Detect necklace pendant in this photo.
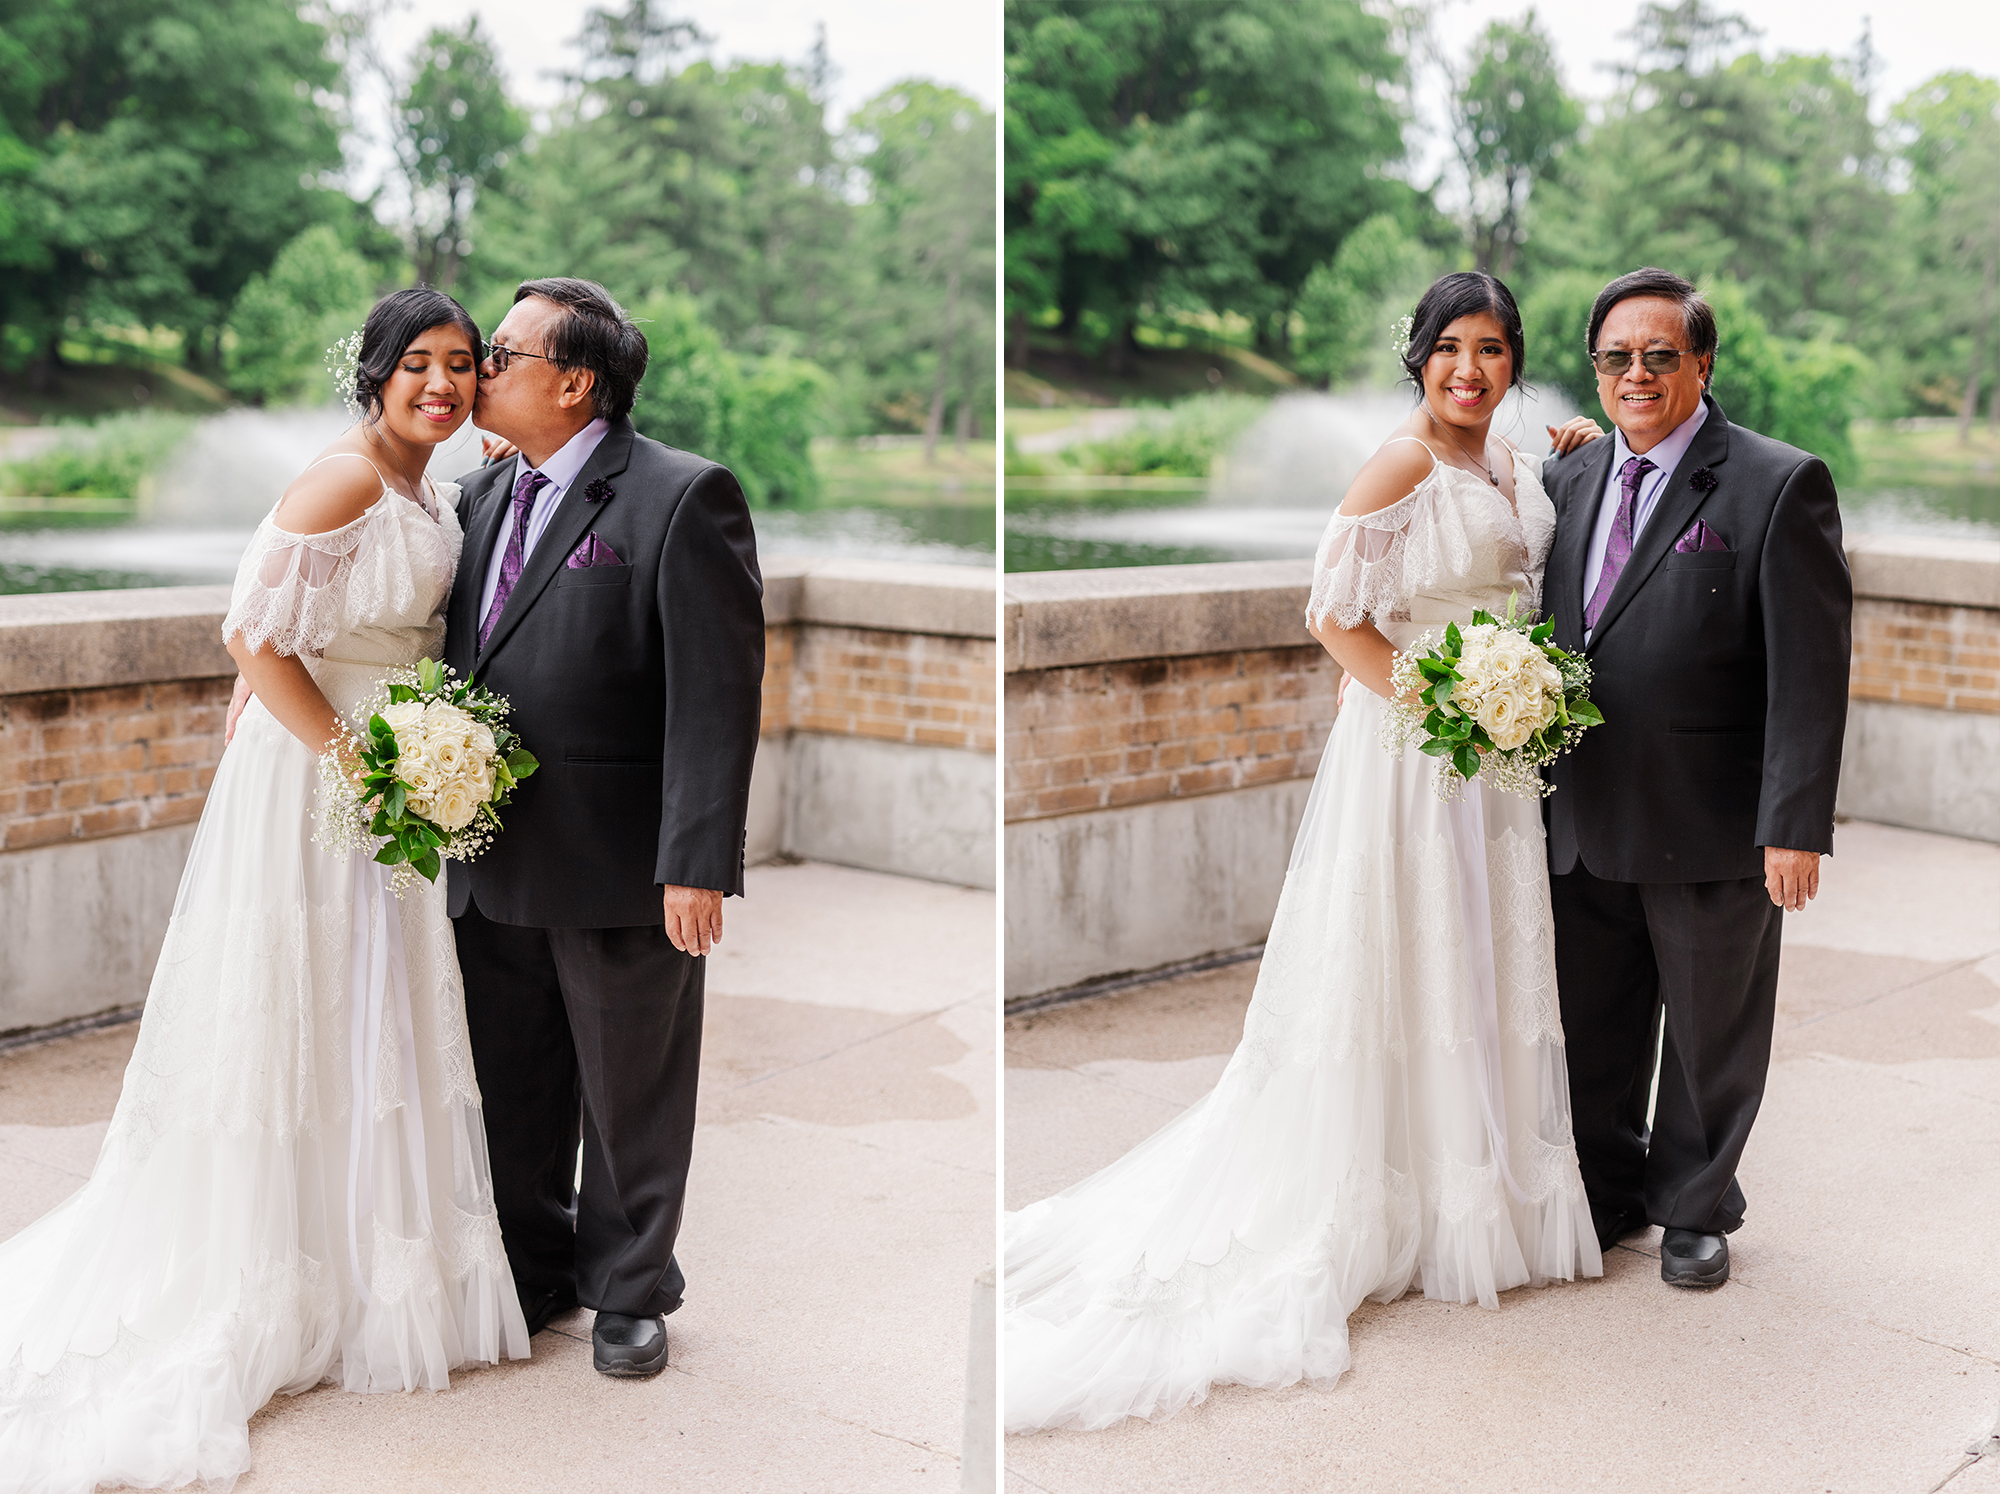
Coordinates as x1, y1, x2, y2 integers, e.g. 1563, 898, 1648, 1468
1488, 473, 1499, 485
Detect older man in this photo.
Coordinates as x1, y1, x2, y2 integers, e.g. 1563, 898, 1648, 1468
1541, 267, 1852, 1287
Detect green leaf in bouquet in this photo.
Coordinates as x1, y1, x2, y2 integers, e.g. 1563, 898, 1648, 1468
1417, 657, 1451, 681
387, 684, 415, 704
384, 781, 407, 820
1569, 699, 1604, 726
1531, 621, 1554, 643
506, 748, 539, 779
416, 823, 443, 848
369, 808, 392, 836
412, 848, 442, 883
374, 841, 406, 865
1452, 743, 1480, 779
1421, 738, 1454, 757
1445, 620, 1464, 653
418, 658, 444, 694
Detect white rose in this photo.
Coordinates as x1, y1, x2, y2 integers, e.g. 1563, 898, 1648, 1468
405, 792, 435, 822
468, 720, 496, 761
380, 700, 425, 736
431, 736, 467, 776
424, 700, 476, 743
431, 778, 481, 831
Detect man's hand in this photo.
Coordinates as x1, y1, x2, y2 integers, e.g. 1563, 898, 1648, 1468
663, 884, 724, 956
225, 674, 252, 744
1764, 847, 1821, 912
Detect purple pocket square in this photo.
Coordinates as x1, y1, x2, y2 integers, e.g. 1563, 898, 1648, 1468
1676, 520, 1729, 554
567, 532, 624, 568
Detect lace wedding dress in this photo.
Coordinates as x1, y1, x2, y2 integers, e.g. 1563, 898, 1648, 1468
0, 470, 530, 1494
1004, 440, 1601, 1434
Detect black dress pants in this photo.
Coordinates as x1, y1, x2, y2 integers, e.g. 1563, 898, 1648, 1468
453, 901, 703, 1318
1550, 865, 1783, 1237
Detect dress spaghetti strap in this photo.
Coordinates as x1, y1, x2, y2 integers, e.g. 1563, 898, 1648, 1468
1382, 434, 1440, 470
301, 450, 389, 487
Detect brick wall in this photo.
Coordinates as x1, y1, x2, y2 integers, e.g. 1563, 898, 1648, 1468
1004, 644, 1338, 823
1, 615, 997, 857
1849, 597, 2000, 714
765, 622, 997, 754
0, 677, 232, 851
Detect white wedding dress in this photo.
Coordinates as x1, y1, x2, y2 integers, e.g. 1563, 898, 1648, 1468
0, 472, 530, 1493
1004, 441, 1602, 1434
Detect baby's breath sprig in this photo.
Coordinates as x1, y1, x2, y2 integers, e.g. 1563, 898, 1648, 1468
1390, 313, 1415, 363
324, 329, 365, 417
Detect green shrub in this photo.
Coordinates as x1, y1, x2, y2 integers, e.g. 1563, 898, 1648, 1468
0, 412, 197, 502
1295, 216, 1435, 388
1520, 271, 1603, 409
626, 293, 834, 505
226, 226, 377, 406
1057, 394, 1267, 478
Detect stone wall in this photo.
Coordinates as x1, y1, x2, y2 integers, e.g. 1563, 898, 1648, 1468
0, 556, 995, 1037
1003, 537, 2000, 1005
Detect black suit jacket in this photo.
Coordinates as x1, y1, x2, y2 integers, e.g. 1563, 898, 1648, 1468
443, 418, 765, 928
1542, 395, 1851, 884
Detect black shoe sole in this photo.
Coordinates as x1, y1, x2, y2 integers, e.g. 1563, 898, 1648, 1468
594, 1336, 670, 1378
1661, 1258, 1729, 1288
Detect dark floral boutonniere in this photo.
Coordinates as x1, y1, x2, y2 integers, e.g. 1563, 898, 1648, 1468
583, 477, 615, 504
1689, 467, 1718, 494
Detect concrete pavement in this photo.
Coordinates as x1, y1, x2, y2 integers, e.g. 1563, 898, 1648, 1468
1004, 820, 2000, 1493
0, 861, 995, 1493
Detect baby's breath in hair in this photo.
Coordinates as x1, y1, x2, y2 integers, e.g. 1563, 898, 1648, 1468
1390, 313, 1415, 362
324, 329, 365, 417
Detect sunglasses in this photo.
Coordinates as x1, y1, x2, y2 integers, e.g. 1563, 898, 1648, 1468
1589, 347, 1698, 376
484, 344, 556, 375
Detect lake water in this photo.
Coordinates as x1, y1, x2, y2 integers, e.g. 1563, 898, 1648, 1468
1005, 393, 2000, 571
0, 409, 994, 595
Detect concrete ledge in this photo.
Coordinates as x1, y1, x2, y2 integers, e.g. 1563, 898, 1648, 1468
0, 559, 997, 696
1845, 534, 2000, 609
1837, 698, 2000, 842
0, 585, 236, 695
762, 556, 996, 639
1004, 778, 1313, 999
785, 734, 995, 889
1004, 560, 1313, 672
0, 824, 195, 1032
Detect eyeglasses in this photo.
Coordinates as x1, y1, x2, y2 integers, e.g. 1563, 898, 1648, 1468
484, 344, 556, 375
1590, 347, 1698, 376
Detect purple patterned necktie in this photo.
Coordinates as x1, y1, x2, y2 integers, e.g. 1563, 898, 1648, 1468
478, 468, 552, 651
1583, 455, 1656, 634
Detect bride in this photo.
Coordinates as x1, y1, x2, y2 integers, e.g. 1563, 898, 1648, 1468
1005, 272, 1610, 1434
0, 288, 529, 1492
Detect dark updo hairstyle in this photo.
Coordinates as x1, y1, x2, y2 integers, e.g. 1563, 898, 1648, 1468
353, 287, 483, 421
1400, 271, 1527, 395
513, 276, 650, 422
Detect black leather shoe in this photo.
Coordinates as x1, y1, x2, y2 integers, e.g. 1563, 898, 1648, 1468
1594, 1207, 1650, 1253
593, 1311, 669, 1378
521, 1286, 579, 1337
1659, 1228, 1730, 1287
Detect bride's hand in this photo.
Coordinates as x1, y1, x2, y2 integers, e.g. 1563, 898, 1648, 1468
480, 435, 520, 465
1546, 416, 1606, 456
225, 675, 252, 744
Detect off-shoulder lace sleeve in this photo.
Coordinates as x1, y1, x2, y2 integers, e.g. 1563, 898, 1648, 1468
1306, 469, 1474, 631
221, 506, 375, 657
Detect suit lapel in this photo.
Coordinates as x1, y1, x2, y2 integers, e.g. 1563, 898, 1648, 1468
1586, 394, 1733, 652
1549, 435, 1614, 650
458, 455, 519, 649
476, 421, 636, 669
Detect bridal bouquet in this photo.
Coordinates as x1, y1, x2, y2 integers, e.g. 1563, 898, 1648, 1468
314, 658, 539, 893
1383, 594, 1602, 801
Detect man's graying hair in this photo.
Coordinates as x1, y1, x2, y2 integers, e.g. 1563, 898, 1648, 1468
514, 277, 650, 422
1587, 267, 1718, 384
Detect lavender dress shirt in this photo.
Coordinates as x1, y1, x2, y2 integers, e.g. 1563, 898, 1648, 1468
1580, 399, 1709, 645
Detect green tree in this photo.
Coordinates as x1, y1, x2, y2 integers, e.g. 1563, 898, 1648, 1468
394, 18, 525, 291
626, 292, 832, 505
0, 0, 346, 384
1294, 214, 1430, 387
1445, 12, 1579, 277
225, 226, 376, 405
1004, 0, 1412, 368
